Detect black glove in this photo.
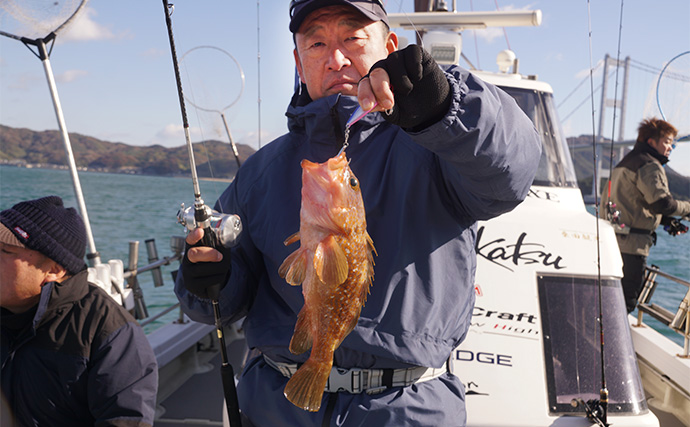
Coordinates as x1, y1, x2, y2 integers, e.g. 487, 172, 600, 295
663, 218, 688, 236
181, 242, 232, 300
369, 44, 452, 130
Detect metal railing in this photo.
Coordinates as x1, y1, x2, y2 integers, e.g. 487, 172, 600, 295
636, 264, 690, 357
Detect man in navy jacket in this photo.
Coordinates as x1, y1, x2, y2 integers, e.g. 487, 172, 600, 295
176, 1, 541, 425
1, 196, 158, 427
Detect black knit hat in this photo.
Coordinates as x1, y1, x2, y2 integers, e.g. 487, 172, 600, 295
0, 196, 87, 275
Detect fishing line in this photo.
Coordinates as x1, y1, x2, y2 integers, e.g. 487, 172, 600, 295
179, 60, 232, 214
492, 0, 511, 51
607, 1, 625, 181
560, 69, 615, 123
556, 62, 603, 109
256, 0, 262, 149
179, 53, 216, 185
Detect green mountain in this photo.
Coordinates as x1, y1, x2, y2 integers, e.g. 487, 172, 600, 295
0, 124, 256, 179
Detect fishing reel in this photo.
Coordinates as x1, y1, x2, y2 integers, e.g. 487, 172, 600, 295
177, 201, 242, 249
571, 398, 610, 427
605, 201, 623, 227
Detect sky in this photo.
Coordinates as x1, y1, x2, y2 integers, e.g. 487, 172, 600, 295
1, 0, 689, 175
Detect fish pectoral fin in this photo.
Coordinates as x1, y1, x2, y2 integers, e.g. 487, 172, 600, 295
284, 232, 300, 246
289, 308, 313, 355
279, 249, 308, 286
314, 235, 348, 286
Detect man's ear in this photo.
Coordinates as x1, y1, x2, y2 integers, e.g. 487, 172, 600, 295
293, 48, 305, 83
45, 261, 68, 284
385, 31, 398, 54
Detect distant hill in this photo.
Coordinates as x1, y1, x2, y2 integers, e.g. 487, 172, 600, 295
2, 125, 688, 202
567, 135, 690, 201
0, 124, 256, 179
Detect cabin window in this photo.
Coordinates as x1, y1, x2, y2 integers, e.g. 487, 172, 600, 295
501, 87, 579, 188
537, 274, 648, 415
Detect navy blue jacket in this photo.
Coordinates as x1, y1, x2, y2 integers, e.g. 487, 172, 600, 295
176, 65, 541, 426
1, 271, 158, 427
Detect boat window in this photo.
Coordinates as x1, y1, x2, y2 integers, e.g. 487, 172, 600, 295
537, 274, 648, 415
501, 87, 579, 188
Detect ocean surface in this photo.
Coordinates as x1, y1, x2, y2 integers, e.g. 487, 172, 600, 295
1, 165, 688, 345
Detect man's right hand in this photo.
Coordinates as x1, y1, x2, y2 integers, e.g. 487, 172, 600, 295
185, 228, 224, 263
181, 228, 232, 300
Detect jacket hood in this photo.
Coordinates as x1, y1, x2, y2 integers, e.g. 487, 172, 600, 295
633, 139, 669, 165
285, 92, 388, 156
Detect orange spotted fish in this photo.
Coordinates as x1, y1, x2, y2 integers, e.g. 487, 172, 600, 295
278, 151, 376, 412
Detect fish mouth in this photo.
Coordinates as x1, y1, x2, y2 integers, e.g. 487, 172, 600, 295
301, 153, 347, 189
301, 159, 332, 189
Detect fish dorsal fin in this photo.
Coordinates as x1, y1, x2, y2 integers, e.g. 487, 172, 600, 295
366, 232, 377, 257
289, 307, 313, 355
279, 248, 308, 286
362, 232, 376, 305
314, 235, 348, 286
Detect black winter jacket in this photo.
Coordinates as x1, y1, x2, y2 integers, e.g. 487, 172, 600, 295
1, 271, 158, 427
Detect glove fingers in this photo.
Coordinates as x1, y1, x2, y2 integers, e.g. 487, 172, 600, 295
181, 244, 232, 300
403, 44, 424, 82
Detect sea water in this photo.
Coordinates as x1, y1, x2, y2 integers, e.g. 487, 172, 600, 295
1, 165, 687, 344
0, 165, 226, 332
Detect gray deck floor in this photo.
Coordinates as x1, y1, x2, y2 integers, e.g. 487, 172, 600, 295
155, 351, 225, 426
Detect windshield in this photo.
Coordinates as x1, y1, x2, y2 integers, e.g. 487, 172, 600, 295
501, 87, 579, 188
537, 274, 647, 414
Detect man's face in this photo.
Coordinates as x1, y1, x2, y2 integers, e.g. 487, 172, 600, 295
0, 243, 56, 313
648, 133, 675, 157
293, 5, 397, 100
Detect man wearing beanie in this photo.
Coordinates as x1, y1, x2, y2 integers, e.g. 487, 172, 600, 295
0, 196, 158, 427
175, 0, 540, 425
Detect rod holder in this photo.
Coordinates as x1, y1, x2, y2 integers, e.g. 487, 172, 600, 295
145, 239, 165, 288
127, 241, 149, 319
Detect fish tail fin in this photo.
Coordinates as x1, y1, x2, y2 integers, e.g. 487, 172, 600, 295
284, 359, 332, 412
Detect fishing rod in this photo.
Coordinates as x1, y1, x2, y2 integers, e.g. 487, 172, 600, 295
160, 2, 243, 426
575, 1, 628, 426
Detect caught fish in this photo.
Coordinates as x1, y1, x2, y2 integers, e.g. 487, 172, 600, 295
278, 151, 376, 412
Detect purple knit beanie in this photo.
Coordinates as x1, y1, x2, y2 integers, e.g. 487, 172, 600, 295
0, 195, 87, 275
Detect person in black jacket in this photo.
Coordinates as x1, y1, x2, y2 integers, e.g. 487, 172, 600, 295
0, 196, 158, 427
601, 118, 690, 312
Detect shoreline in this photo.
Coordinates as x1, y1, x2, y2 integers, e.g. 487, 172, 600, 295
0, 163, 234, 183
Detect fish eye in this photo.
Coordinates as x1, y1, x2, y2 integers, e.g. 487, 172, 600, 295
350, 177, 359, 188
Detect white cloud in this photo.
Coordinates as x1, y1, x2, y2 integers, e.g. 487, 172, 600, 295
475, 27, 505, 44
59, 7, 115, 42
56, 69, 88, 83
7, 73, 41, 90
150, 123, 203, 147
575, 58, 604, 80
141, 48, 167, 59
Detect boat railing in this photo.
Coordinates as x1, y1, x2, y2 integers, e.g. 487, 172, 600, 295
636, 264, 690, 357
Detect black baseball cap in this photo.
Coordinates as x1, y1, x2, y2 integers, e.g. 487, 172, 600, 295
289, 0, 389, 33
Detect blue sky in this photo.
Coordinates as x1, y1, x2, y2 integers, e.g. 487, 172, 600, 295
1, 1, 689, 175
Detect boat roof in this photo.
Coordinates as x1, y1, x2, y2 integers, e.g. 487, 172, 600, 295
470, 70, 554, 93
